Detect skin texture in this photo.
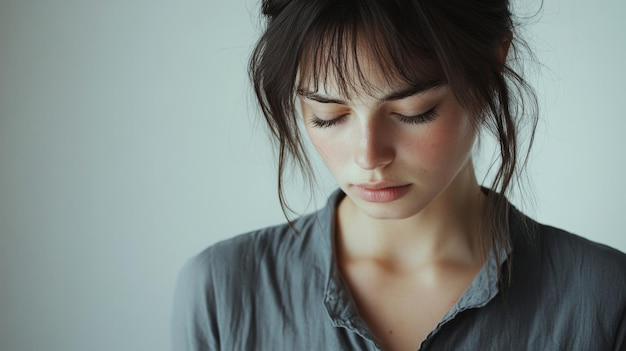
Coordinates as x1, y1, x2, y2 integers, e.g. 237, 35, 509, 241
298, 68, 489, 350
300, 83, 475, 219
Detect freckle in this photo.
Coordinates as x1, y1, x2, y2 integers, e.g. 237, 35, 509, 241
388, 330, 393, 335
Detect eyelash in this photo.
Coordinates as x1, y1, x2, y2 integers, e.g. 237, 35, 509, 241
310, 108, 438, 129
310, 115, 346, 128
395, 108, 439, 125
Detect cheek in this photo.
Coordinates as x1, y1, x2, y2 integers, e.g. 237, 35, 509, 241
301, 104, 354, 170
407, 112, 474, 169
305, 128, 348, 172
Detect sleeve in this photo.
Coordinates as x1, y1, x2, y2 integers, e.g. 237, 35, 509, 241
171, 251, 221, 351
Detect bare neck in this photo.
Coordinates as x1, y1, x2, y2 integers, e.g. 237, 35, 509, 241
335, 163, 488, 272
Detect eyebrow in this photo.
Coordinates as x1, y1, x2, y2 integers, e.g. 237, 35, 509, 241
297, 80, 445, 105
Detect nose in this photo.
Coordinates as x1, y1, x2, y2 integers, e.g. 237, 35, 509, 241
353, 119, 394, 170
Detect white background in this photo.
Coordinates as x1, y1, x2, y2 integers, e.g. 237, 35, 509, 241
1, 0, 624, 350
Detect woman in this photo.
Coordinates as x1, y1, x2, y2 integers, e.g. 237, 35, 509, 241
172, 0, 626, 350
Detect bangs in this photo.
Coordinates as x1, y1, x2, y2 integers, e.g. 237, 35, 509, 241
251, 0, 536, 282
296, 1, 444, 99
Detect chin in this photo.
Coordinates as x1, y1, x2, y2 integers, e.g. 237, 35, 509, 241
350, 196, 426, 221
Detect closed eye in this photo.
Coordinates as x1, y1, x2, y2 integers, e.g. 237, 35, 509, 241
309, 107, 438, 128
309, 114, 348, 128
394, 107, 438, 125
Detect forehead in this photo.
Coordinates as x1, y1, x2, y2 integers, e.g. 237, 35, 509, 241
295, 27, 443, 101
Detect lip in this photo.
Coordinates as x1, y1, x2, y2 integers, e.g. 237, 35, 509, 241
351, 183, 411, 203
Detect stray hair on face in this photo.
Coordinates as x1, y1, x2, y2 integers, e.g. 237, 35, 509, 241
249, 0, 538, 284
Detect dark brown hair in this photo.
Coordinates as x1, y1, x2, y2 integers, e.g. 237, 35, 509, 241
249, 0, 538, 281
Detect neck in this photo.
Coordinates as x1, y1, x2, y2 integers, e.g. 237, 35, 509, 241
336, 162, 488, 272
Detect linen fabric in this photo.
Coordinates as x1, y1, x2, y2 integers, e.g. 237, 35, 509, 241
171, 190, 626, 350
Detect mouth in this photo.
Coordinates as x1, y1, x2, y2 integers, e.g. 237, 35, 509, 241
351, 183, 411, 203
355, 181, 408, 190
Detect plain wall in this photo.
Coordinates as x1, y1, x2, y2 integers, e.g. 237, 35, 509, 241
0, 0, 624, 350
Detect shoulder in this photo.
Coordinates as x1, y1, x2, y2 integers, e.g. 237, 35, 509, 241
184, 207, 330, 281
510, 211, 626, 306
173, 194, 338, 303
171, 199, 337, 349
510, 206, 626, 273
175, 189, 342, 295
502, 212, 626, 348
532, 222, 626, 281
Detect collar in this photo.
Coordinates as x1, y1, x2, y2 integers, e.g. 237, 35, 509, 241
318, 189, 509, 345
318, 189, 379, 342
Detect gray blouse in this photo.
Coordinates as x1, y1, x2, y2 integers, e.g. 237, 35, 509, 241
172, 190, 626, 350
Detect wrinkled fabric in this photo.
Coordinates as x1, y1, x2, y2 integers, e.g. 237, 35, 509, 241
172, 189, 626, 350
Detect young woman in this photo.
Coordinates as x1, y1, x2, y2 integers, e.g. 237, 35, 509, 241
172, 0, 626, 350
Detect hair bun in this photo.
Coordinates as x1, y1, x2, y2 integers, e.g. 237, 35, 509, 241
262, 0, 293, 18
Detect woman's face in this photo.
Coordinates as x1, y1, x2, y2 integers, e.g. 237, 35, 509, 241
298, 73, 477, 220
